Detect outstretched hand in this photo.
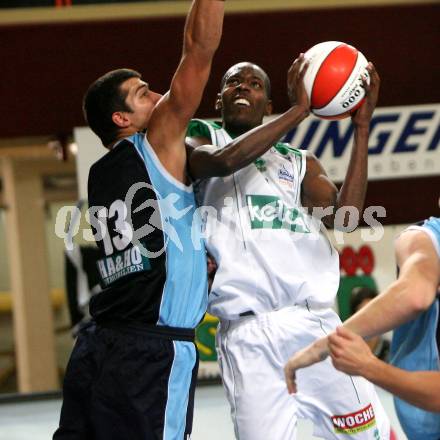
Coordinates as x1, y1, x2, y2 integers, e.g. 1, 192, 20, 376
284, 336, 329, 394
351, 62, 380, 128
287, 54, 310, 111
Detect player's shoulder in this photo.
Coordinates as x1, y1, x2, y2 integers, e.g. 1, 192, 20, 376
273, 141, 303, 158
404, 217, 440, 258
423, 216, 440, 236
187, 119, 222, 139
397, 217, 440, 260
90, 137, 138, 175
403, 217, 440, 239
89, 150, 109, 176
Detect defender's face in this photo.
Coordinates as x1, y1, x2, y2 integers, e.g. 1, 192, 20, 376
219, 65, 271, 130
122, 77, 162, 131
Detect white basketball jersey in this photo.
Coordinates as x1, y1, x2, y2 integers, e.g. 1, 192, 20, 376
192, 120, 340, 320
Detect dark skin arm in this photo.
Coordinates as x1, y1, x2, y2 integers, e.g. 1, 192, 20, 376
186, 56, 310, 179
301, 63, 380, 229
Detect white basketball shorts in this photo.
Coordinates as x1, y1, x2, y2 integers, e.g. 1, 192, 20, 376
216, 305, 390, 439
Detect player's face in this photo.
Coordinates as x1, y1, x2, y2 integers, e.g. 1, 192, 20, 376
218, 64, 272, 133
122, 77, 162, 131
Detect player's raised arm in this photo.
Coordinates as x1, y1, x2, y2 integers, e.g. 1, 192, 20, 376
148, 0, 225, 170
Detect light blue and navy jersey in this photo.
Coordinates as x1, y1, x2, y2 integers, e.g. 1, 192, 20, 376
87, 132, 207, 329
390, 216, 440, 440
419, 216, 440, 259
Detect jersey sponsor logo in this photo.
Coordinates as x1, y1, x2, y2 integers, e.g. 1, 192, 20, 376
97, 244, 151, 286
246, 195, 310, 233
278, 164, 294, 184
331, 404, 377, 435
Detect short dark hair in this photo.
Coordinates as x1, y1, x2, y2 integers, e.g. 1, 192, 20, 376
350, 286, 378, 314
83, 68, 141, 147
221, 62, 271, 98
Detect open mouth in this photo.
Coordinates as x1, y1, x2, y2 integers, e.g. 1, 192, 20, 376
233, 97, 251, 107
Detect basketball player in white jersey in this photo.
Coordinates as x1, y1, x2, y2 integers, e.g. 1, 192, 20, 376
186, 62, 390, 439
285, 217, 440, 438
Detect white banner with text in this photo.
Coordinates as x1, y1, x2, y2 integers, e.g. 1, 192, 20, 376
279, 103, 439, 182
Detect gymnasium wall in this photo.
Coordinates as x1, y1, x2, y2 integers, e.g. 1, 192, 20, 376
1, 1, 439, 224
0, 205, 68, 291
1, 3, 438, 137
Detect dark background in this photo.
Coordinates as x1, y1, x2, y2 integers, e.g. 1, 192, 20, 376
1, 2, 439, 223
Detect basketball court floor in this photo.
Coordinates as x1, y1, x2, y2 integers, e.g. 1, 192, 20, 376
0, 384, 406, 439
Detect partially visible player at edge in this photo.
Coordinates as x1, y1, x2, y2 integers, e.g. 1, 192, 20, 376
285, 217, 440, 438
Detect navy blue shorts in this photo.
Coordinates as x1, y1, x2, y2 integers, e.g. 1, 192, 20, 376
53, 323, 198, 440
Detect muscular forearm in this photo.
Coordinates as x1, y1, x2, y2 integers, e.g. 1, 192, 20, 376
335, 125, 368, 215
362, 358, 440, 412
213, 105, 309, 175
184, 0, 224, 59
344, 279, 432, 339
344, 246, 439, 339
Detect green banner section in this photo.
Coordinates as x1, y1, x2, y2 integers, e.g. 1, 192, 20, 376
337, 275, 377, 322
196, 314, 219, 362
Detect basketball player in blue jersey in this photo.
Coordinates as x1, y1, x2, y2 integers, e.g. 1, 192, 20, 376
285, 217, 440, 438
186, 61, 390, 439
52, 2, 225, 439
54, 2, 317, 438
